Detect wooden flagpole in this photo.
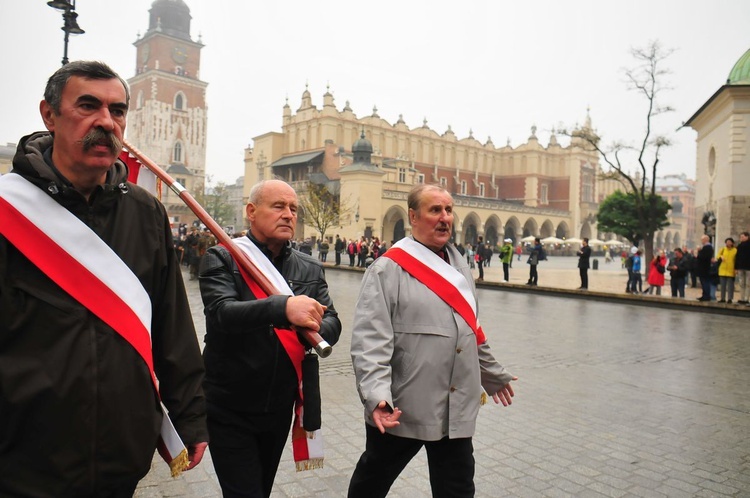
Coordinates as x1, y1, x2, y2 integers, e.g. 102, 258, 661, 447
123, 140, 332, 358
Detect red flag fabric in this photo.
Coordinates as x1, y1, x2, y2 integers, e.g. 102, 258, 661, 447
119, 149, 161, 198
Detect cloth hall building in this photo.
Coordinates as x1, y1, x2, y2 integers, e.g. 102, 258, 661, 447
244, 87, 621, 247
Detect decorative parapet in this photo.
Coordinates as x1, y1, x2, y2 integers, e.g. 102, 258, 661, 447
382, 190, 570, 217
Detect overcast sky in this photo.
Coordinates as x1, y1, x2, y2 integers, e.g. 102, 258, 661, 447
2, 1, 748, 185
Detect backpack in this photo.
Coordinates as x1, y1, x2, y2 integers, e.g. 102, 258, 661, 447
347, 242, 356, 255
538, 247, 547, 261
625, 255, 634, 270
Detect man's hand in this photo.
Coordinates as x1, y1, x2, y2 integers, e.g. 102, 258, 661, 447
186, 442, 208, 470
372, 400, 402, 434
491, 376, 519, 407
286, 295, 326, 331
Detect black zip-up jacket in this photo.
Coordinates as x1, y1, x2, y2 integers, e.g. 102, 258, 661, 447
198, 233, 341, 413
0, 132, 207, 497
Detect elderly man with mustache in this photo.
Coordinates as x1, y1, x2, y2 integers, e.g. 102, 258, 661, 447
349, 184, 518, 498
198, 179, 342, 497
0, 61, 208, 497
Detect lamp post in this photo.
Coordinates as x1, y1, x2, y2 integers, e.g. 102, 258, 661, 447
47, 0, 85, 66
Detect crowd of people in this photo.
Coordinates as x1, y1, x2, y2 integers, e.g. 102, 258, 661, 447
619, 232, 750, 305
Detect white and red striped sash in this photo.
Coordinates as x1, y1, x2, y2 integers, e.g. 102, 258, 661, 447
383, 237, 487, 345
0, 173, 188, 476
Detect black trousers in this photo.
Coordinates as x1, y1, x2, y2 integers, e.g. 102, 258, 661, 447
335, 251, 341, 265
477, 260, 484, 279
207, 404, 294, 498
502, 262, 510, 281
348, 424, 475, 498
528, 264, 538, 284
580, 267, 588, 288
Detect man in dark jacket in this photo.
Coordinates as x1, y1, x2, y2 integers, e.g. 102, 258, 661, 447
334, 234, 344, 265
668, 247, 689, 298
0, 61, 208, 497
736, 231, 750, 305
695, 235, 715, 301
199, 179, 342, 497
577, 238, 592, 289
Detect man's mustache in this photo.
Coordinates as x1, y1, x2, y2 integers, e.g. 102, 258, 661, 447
80, 128, 122, 156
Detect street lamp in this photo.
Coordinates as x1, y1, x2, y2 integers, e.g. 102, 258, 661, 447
47, 0, 85, 66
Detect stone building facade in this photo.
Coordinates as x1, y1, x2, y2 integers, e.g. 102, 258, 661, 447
244, 87, 621, 247
655, 174, 697, 250
686, 47, 750, 247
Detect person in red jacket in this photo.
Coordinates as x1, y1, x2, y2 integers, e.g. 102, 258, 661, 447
644, 250, 667, 295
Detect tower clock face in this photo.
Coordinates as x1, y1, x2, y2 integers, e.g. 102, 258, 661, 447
140, 43, 150, 64
172, 46, 188, 64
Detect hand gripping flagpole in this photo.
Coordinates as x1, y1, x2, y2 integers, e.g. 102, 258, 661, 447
123, 139, 332, 358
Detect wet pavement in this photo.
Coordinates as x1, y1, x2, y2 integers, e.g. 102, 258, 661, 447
135, 260, 750, 497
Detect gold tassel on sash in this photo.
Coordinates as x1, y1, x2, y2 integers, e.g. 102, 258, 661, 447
480, 391, 488, 406
169, 448, 190, 477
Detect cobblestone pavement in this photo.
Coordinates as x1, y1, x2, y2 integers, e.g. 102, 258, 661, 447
136, 258, 750, 497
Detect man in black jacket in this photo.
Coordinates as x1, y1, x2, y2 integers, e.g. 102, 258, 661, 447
0, 61, 208, 497
736, 231, 750, 305
577, 238, 592, 290
334, 234, 344, 265
199, 179, 342, 497
695, 235, 715, 301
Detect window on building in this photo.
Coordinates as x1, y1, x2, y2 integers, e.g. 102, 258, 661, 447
582, 173, 593, 202
174, 92, 186, 110
176, 177, 186, 187
417, 173, 425, 184
460, 180, 467, 195
479, 182, 485, 197
173, 142, 183, 163
540, 184, 549, 204
398, 168, 406, 183
440, 177, 447, 187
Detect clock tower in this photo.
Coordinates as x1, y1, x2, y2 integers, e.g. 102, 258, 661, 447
128, 0, 208, 227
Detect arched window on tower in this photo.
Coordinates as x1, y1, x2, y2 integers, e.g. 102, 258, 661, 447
173, 142, 183, 164
174, 92, 186, 111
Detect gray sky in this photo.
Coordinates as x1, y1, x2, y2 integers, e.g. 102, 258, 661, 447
2, 0, 748, 185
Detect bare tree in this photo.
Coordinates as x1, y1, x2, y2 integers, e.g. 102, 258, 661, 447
299, 182, 353, 242
562, 40, 675, 263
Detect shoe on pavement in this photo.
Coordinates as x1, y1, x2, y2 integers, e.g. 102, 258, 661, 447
718, 299, 726, 303
737, 300, 748, 304
697, 297, 710, 302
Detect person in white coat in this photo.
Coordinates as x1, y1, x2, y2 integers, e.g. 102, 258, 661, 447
348, 184, 517, 498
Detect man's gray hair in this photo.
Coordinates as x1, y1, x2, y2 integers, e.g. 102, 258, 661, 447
407, 184, 449, 212
44, 61, 130, 114
248, 179, 294, 205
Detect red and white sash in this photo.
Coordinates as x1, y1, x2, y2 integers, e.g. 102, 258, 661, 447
0, 173, 189, 477
230, 237, 324, 471
383, 237, 487, 345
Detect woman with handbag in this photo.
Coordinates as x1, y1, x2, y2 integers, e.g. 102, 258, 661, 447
644, 250, 667, 295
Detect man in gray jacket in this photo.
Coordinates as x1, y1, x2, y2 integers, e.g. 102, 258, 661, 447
349, 184, 517, 497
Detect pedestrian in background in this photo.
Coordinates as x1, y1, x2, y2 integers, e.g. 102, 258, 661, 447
735, 231, 750, 305
500, 238, 513, 282
526, 237, 543, 286
717, 237, 737, 303
576, 238, 591, 290
668, 248, 688, 298
644, 250, 667, 295
696, 235, 714, 302
629, 249, 643, 294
